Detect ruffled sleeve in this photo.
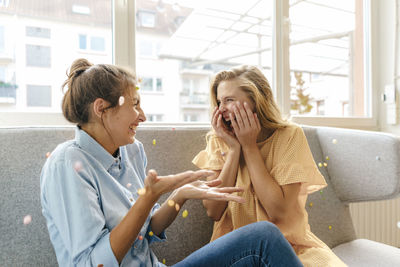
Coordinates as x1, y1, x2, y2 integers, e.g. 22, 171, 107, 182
192, 134, 229, 171
269, 126, 327, 194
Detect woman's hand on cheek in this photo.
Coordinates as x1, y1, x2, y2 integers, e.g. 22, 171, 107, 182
143, 169, 215, 199
211, 107, 240, 150
231, 102, 260, 148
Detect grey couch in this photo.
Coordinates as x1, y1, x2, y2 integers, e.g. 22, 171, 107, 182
1, 126, 400, 266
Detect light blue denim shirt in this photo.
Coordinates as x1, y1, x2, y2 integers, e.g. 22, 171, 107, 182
40, 128, 166, 267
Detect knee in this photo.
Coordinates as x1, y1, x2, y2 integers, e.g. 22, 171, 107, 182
251, 221, 283, 240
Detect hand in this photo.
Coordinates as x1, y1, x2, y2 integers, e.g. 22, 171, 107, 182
231, 101, 261, 148
176, 179, 245, 203
143, 169, 215, 199
211, 106, 240, 150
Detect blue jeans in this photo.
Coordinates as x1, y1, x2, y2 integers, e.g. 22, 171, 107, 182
172, 221, 303, 267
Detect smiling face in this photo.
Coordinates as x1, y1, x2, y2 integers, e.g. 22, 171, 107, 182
216, 79, 255, 128
102, 88, 146, 150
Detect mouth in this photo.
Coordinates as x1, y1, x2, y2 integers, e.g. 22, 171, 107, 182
222, 117, 232, 129
129, 125, 137, 135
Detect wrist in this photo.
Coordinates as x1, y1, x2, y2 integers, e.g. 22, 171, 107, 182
170, 188, 186, 206
242, 144, 258, 154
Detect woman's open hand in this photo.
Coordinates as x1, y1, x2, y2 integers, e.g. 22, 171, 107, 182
176, 179, 245, 203
143, 169, 215, 199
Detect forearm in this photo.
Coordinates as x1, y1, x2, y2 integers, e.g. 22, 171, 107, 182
242, 145, 288, 222
110, 192, 158, 263
150, 190, 185, 235
203, 147, 240, 220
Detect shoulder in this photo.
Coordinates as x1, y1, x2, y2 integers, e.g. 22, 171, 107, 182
274, 123, 304, 142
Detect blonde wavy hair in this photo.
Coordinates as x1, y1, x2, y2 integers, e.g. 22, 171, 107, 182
210, 65, 290, 131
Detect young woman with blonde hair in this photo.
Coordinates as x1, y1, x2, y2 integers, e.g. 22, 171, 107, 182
193, 65, 347, 267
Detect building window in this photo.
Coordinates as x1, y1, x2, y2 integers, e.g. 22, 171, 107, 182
147, 114, 163, 122
140, 77, 162, 92
78, 35, 105, 52
26, 45, 51, 68
184, 114, 198, 122
26, 26, 51, 39
137, 10, 156, 28
79, 34, 87, 49
90, 36, 105, 51
26, 85, 51, 107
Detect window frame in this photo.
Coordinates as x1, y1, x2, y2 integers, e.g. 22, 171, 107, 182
0, 0, 378, 129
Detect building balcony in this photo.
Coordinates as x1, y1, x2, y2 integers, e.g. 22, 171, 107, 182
180, 91, 209, 108
0, 83, 17, 104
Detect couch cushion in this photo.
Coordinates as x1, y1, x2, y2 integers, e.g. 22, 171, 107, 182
316, 127, 400, 202
0, 127, 74, 266
332, 239, 400, 267
302, 126, 356, 248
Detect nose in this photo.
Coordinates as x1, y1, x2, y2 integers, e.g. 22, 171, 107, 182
219, 102, 227, 112
138, 107, 146, 122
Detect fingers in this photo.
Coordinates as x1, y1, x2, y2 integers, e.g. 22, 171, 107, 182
214, 187, 244, 194
205, 192, 245, 203
145, 169, 158, 186
244, 102, 256, 128
204, 179, 222, 187
172, 170, 215, 188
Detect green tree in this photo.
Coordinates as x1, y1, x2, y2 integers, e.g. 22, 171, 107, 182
290, 72, 313, 114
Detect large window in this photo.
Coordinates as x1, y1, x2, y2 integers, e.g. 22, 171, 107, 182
0, 0, 373, 126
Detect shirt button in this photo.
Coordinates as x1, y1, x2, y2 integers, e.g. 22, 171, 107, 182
129, 198, 134, 202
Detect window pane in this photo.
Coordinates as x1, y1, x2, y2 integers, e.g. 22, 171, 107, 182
136, 0, 273, 122
0, 0, 112, 115
27, 85, 51, 107
288, 0, 369, 117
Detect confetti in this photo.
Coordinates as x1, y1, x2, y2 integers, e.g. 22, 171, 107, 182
326, 156, 329, 161
126, 183, 132, 188
118, 96, 125, 106
136, 85, 140, 90
74, 161, 83, 172
397, 221, 400, 229
149, 231, 154, 236
323, 162, 328, 167
168, 199, 175, 207
318, 162, 323, 168
172, 128, 175, 131
328, 225, 332, 230
138, 77, 142, 83
152, 139, 156, 146
175, 203, 180, 212
45, 152, 51, 158
182, 209, 188, 218
332, 139, 338, 144
138, 188, 146, 195
162, 259, 166, 264
138, 235, 143, 240
23, 215, 32, 225
97, 265, 104, 267
309, 202, 313, 207
221, 152, 226, 156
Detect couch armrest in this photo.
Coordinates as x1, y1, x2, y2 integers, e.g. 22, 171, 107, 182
316, 127, 400, 203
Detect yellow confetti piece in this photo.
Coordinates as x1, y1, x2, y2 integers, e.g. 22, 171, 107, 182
323, 162, 328, 167
328, 225, 332, 230
182, 209, 188, 218
168, 199, 175, 207
162, 259, 166, 264
326, 156, 330, 161
136, 85, 140, 90
175, 203, 180, 212
152, 139, 156, 146
138, 188, 146, 195
320, 190, 323, 194
318, 162, 323, 167
309, 202, 313, 207
332, 139, 338, 144
149, 231, 154, 236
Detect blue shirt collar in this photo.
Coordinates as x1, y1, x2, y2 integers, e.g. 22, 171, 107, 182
75, 127, 116, 170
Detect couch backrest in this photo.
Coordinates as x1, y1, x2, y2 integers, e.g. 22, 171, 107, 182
0, 126, 357, 266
